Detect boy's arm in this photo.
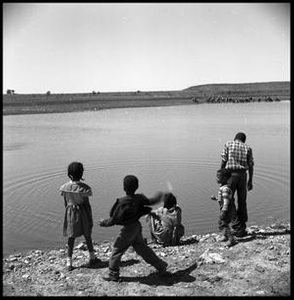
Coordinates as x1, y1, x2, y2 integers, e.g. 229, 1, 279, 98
220, 144, 228, 168
98, 199, 119, 227
145, 191, 164, 205
148, 209, 161, 220
98, 217, 115, 227
60, 189, 67, 208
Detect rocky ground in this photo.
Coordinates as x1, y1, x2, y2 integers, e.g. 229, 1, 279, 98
3, 222, 290, 297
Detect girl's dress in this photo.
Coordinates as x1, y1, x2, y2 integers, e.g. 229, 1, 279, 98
59, 180, 93, 238
147, 206, 185, 246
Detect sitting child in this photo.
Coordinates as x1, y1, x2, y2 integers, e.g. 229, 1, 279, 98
212, 168, 238, 247
146, 192, 185, 246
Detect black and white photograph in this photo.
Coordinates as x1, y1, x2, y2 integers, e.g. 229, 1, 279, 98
3, 2, 290, 296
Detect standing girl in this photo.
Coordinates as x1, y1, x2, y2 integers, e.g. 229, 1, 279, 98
59, 161, 100, 271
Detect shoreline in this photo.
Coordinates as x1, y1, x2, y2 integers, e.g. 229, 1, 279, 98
2, 100, 195, 116
3, 99, 289, 116
3, 216, 290, 258
3, 221, 290, 296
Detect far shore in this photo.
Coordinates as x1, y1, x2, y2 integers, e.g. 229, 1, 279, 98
3, 98, 196, 116
3, 81, 290, 115
3, 97, 289, 116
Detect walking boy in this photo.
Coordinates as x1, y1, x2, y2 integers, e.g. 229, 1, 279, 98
99, 175, 169, 282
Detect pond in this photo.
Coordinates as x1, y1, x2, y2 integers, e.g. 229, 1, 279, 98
3, 102, 290, 256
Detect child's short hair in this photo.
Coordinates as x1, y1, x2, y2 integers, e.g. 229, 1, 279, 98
163, 193, 177, 209
123, 175, 139, 194
68, 162, 84, 180
216, 168, 231, 182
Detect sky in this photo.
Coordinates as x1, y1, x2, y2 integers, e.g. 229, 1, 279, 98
3, 3, 290, 94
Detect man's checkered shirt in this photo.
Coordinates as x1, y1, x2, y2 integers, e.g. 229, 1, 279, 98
221, 140, 254, 170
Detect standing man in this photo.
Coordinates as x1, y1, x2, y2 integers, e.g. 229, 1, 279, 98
220, 132, 254, 237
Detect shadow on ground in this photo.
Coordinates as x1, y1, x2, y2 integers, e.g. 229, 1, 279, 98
79, 258, 140, 269
120, 261, 197, 286
236, 229, 290, 244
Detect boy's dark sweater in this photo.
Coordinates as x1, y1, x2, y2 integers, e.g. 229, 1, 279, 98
99, 194, 153, 227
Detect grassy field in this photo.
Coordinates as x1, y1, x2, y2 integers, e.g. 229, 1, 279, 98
3, 81, 290, 115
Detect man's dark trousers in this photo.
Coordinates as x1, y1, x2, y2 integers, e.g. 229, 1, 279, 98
228, 171, 248, 234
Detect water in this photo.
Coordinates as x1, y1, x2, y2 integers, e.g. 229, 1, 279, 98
3, 102, 290, 256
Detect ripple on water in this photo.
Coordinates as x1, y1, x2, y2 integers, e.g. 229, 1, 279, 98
4, 156, 289, 256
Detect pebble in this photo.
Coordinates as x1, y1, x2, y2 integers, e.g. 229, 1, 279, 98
256, 290, 265, 295
8, 257, 18, 262
75, 243, 87, 250
22, 274, 31, 280
255, 265, 265, 273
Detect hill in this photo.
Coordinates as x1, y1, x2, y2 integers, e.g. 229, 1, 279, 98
183, 81, 290, 95
3, 81, 290, 115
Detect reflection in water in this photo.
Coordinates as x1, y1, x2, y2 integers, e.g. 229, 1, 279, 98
3, 102, 290, 256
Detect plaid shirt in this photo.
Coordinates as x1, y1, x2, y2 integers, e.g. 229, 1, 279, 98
221, 140, 254, 170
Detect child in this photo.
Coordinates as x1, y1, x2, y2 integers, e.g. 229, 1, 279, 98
59, 161, 100, 271
98, 175, 169, 282
212, 168, 238, 247
146, 192, 185, 246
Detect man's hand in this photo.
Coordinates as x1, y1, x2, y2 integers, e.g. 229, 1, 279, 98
247, 181, 253, 191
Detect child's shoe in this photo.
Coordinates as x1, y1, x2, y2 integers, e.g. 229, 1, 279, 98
87, 257, 101, 267
226, 236, 238, 248
67, 265, 74, 271
157, 261, 171, 277
218, 234, 228, 242
234, 230, 247, 238
103, 275, 121, 282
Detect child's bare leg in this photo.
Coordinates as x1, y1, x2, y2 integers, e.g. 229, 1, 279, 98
84, 236, 95, 259
67, 237, 75, 270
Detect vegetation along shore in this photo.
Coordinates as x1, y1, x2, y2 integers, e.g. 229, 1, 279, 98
3, 221, 290, 296
3, 81, 290, 115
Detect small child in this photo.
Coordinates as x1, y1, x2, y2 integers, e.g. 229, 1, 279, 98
59, 161, 100, 271
212, 168, 238, 247
98, 175, 169, 282
147, 192, 185, 246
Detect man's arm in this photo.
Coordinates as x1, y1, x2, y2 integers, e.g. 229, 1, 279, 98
248, 165, 253, 191
247, 148, 254, 191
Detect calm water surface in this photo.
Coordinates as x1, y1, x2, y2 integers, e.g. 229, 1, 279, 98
3, 102, 290, 256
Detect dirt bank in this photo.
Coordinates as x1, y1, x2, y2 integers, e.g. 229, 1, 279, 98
3, 222, 290, 296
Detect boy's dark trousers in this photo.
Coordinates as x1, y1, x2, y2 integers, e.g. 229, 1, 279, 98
109, 221, 166, 278
218, 201, 237, 237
